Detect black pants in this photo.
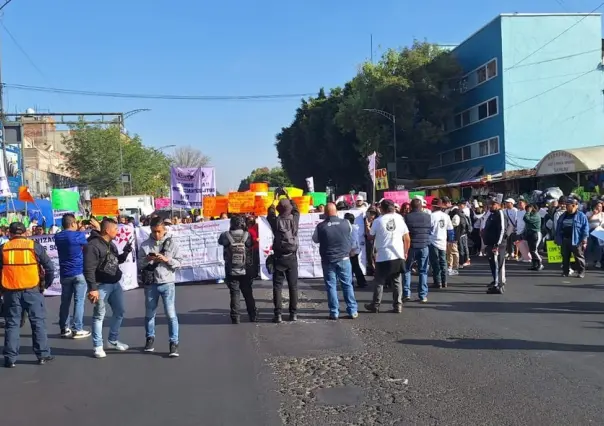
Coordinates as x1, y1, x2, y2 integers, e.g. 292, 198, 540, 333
350, 254, 367, 287
365, 239, 375, 276
226, 275, 256, 320
486, 243, 506, 286
470, 229, 481, 255
525, 231, 542, 268
561, 238, 586, 275
459, 234, 470, 265
273, 256, 298, 315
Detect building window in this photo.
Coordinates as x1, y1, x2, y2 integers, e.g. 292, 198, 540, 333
478, 103, 488, 120
458, 58, 498, 93
463, 145, 471, 161
489, 137, 499, 154
479, 141, 489, 157
488, 98, 498, 116
449, 97, 499, 133
429, 136, 501, 170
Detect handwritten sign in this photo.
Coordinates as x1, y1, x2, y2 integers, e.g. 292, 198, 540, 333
292, 196, 311, 214
228, 192, 255, 213
203, 196, 228, 217
91, 198, 119, 216
250, 182, 268, 193
384, 191, 409, 205
546, 240, 574, 263
254, 196, 273, 216
375, 168, 389, 190
284, 187, 304, 197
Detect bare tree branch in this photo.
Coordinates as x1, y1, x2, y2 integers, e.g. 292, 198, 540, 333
170, 145, 211, 168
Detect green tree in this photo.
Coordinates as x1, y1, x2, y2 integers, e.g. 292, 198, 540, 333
275, 87, 368, 192
237, 167, 292, 191
336, 40, 462, 179
62, 122, 170, 196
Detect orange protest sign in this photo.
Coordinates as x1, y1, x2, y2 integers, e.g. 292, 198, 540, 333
203, 196, 228, 217
284, 187, 303, 197
250, 182, 268, 193
18, 186, 35, 203
228, 192, 255, 213
254, 195, 272, 216
91, 198, 119, 216
292, 196, 311, 214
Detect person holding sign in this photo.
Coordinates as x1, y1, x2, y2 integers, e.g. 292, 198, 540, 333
267, 188, 300, 323
555, 197, 589, 278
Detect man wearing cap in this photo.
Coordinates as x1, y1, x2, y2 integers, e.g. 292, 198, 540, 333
1, 222, 55, 368
482, 197, 508, 293
555, 197, 589, 278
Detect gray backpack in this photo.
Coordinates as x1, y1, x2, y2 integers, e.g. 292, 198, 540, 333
226, 231, 249, 276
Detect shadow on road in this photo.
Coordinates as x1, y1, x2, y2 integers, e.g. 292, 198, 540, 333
399, 337, 604, 352
404, 301, 604, 314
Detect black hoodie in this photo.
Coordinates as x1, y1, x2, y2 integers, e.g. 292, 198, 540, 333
83, 230, 130, 291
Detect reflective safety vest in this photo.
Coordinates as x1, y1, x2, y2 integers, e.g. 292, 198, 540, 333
1, 238, 40, 290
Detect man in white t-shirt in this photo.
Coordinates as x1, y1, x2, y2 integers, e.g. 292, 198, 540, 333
365, 199, 410, 314
429, 198, 454, 289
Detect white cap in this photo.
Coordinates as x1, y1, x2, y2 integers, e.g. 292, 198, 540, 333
356, 194, 365, 202
504, 198, 515, 204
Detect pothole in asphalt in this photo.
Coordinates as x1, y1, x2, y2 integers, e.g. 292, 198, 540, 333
315, 386, 365, 406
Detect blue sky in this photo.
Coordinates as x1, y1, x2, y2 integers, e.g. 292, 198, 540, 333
2, 0, 601, 192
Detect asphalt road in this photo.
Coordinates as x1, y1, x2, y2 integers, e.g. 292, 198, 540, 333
1, 258, 603, 426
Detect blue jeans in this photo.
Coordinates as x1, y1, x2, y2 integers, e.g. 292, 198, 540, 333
144, 283, 179, 344
3, 289, 50, 362
404, 246, 429, 298
59, 274, 87, 332
92, 283, 125, 348
429, 245, 447, 286
321, 259, 358, 318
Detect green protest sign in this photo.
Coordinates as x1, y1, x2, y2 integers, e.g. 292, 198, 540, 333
51, 189, 80, 212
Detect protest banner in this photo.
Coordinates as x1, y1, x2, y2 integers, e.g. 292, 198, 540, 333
308, 192, 327, 206
155, 197, 170, 210
545, 240, 574, 263
203, 196, 229, 217
409, 190, 426, 199
51, 189, 80, 212
258, 211, 366, 279
254, 195, 272, 216
91, 198, 118, 216
375, 168, 389, 190
228, 192, 255, 213
250, 182, 268, 193
170, 167, 204, 209
200, 167, 217, 197
136, 221, 230, 282
38, 225, 138, 296
284, 187, 303, 197
384, 191, 409, 205
292, 196, 311, 214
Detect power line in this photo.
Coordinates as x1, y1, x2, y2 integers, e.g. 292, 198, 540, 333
0, 0, 14, 13
0, 21, 47, 80
505, 2, 604, 71
3, 83, 316, 101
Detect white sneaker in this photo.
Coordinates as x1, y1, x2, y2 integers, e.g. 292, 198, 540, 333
108, 340, 129, 351
72, 330, 91, 339
60, 328, 73, 338
93, 347, 107, 358
217, 279, 224, 284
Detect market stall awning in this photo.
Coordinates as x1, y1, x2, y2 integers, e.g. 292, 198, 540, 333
535, 145, 604, 176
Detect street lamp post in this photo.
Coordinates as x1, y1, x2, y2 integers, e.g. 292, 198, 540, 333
118, 109, 151, 195
363, 108, 397, 185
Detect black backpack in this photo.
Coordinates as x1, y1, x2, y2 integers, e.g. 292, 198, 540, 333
226, 231, 249, 276
274, 216, 298, 255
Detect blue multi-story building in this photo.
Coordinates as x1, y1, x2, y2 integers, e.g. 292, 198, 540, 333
428, 13, 604, 182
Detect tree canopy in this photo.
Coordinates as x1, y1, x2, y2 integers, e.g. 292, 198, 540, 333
275, 41, 461, 191
62, 123, 170, 196
238, 167, 292, 192
170, 145, 210, 168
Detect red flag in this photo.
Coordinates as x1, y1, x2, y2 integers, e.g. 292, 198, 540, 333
18, 186, 35, 203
